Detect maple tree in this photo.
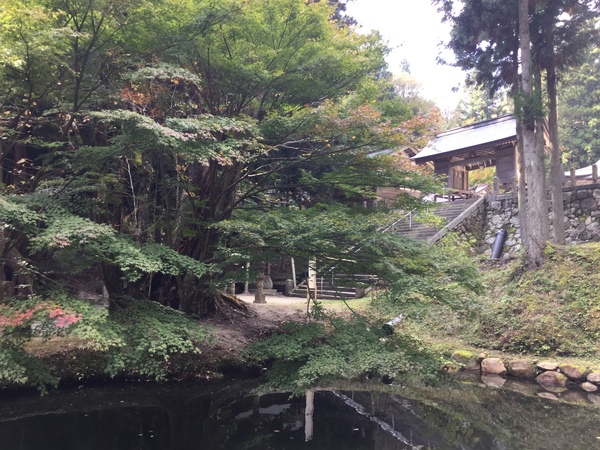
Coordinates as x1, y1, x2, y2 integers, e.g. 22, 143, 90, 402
0, 0, 441, 316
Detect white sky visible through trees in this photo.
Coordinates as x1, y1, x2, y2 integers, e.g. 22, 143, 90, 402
346, 0, 466, 111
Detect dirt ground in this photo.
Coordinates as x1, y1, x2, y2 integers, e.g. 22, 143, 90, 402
201, 293, 310, 363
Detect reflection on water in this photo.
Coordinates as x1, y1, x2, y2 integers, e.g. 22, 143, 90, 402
1, 376, 600, 450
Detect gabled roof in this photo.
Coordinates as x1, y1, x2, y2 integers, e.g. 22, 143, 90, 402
413, 115, 517, 164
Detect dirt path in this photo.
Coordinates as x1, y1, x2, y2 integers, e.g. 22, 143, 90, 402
201, 294, 310, 364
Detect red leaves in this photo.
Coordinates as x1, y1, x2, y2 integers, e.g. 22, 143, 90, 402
0, 303, 82, 335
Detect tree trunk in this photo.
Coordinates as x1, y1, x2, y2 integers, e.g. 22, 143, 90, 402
546, 36, 566, 244
512, 40, 528, 250
519, 0, 547, 267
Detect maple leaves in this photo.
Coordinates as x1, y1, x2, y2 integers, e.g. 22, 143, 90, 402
0, 303, 82, 336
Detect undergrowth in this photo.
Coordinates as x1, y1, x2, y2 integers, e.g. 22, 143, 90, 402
247, 301, 444, 393
247, 235, 482, 392
385, 242, 600, 358
0, 295, 214, 392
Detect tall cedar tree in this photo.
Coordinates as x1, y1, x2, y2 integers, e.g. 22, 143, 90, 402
434, 0, 599, 264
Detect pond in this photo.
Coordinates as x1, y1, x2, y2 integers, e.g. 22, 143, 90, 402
1, 374, 600, 450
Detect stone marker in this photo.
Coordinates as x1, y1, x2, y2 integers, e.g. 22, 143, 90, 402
536, 362, 559, 371
254, 273, 266, 304
507, 359, 536, 379
535, 371, 567, 388
481, 358, 507, 376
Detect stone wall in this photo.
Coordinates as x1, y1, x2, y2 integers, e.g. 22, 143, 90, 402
452, 198, 486, 244
459, 184, 600, 257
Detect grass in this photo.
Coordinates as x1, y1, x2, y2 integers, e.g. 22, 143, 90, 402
370, 242, 600, 365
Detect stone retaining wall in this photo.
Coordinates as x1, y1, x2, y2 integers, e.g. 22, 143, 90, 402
459, 184, 600, 257
452, 351, 600, 402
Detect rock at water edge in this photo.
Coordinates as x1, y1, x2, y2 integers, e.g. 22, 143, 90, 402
536, 362, 559, 371
481, 358, 507, 376
559, 364, 587, 381
581, 382, 598, 393
507, 359, 536, 380
587, 372, 600, 384
536, 371, 567, 388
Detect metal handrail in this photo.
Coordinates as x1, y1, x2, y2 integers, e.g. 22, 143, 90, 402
380, 210, 413, 234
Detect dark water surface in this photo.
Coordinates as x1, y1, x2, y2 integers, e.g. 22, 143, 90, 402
1, 376, 600, 450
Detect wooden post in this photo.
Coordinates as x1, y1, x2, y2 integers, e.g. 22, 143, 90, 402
593, 164, 598, 184
307, 259, 317, 308
290, 257, 297, 289
243, 262, 250, 294
570, 168, 576, 187
493, 177, 499, 193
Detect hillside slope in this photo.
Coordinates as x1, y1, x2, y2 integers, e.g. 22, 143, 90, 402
394, 242, 600, 359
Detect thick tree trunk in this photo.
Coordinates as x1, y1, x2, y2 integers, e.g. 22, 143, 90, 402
512, 41, 528, 250
515, 119, 528, 250
158, 158, 244, 315
519, 0, 547, 267
546, 48, 566, 244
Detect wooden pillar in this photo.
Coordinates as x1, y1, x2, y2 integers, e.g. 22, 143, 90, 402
570, 168, 576, 187
290, 257, 297, 289
593, 165, 598, 184
243, 262, 250, 294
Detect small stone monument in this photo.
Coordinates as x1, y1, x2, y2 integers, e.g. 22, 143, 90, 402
254, 273, 266, 303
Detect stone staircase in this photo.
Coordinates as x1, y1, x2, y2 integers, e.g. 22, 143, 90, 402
389, 198, 481, 242
285, 198, 482, 300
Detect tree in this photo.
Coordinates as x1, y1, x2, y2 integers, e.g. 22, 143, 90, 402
0, 0, 441, 315
453, 83, 513, 126
559, 47, 600, 168
434, 0, 599, 265
520, 0, 548, 267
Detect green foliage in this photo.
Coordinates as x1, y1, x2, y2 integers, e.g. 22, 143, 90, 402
468, 167, 496, 187
246, 235, 482, 392
0, 295, 214, 391
372, 232, 483, 316
248, 308, 442, 392
396, 243, 600, 358
0, 0, 441, 314
221, 202, 448, 288
0, 296, 86, 393
103, 299, 213, 381
559, 47, 600, 168
453, 83, 513, 127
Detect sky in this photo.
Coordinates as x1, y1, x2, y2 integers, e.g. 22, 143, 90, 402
345, 0, 467, 111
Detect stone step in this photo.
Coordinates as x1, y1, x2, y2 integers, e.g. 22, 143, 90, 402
390, 199, 479, 242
